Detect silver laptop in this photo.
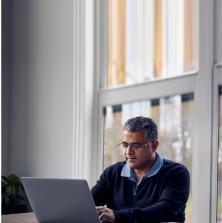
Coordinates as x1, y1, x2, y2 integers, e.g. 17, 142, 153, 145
21, 177, 100, 223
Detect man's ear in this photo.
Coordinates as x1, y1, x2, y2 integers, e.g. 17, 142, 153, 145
152, 140, 159, 150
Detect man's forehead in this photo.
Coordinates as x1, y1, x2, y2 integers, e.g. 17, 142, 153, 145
122, 129, 145, 138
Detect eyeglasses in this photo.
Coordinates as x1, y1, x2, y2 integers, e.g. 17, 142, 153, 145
118, 142, 151, 150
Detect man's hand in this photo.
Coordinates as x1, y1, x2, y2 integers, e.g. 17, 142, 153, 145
96, 206, 115, 223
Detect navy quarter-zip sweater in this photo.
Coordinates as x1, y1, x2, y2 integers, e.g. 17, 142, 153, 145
91, 159, 190, 223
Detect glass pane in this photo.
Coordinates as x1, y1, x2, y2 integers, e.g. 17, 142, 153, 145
107, 0, 198, 88
103, 93, 193, 222
217, 86, 222, 223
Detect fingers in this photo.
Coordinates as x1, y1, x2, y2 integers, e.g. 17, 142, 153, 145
96, 206, 115, 223
99, 212, 110, 222
96, 206, 106, 216
99, 212, 114, 223
96, 206, 106, 211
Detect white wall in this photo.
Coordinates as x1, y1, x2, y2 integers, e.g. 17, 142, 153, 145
2, 0, 12, 176
6, 0, 75, 177
215, 0, 222, 64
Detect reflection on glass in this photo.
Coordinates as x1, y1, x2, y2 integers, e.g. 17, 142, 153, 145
217, 86, 222, 223
104, 93, 193, 222
107, 0, 198, 87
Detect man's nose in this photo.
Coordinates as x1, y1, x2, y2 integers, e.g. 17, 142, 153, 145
126, 145, 134, 154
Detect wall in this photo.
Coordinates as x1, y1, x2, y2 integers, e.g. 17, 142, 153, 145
2, 0, 12, 176
3, 0, 75, 177
215, 0, 222, 64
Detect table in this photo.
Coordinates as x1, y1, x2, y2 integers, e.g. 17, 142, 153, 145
1, 212, 179, 223
2, 213, 37, 223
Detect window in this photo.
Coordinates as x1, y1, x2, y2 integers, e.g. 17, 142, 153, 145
103, 93, 193, 221
104, 93, 193, 169
107, 0, 197, 88
97, 1, 197, 222
92, 0, 215, 222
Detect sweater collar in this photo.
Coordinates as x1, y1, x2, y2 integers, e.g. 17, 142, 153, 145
121, 152, 163, 179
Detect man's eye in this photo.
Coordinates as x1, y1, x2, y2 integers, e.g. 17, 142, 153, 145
131, 144, 141, 149
121, 143, 128, 148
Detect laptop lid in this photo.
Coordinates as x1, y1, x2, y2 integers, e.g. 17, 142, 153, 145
21, 177, 100, 223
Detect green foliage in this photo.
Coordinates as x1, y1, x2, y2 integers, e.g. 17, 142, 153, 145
2, 174, 30, 214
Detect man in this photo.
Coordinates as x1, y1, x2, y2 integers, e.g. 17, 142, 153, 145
91, 116, 190, 223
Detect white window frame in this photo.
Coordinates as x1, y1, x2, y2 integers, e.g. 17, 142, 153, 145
211, 65, 222, 223
211, 0, 222, 220
90, 0, 215, 222
72, 0, 96, 184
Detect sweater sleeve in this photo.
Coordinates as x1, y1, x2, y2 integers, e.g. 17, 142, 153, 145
91, 168, 110, 206
114, 165, 190, 223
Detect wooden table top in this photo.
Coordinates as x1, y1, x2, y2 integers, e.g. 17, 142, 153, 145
1, 212, 180, 223
2, 212, 37, 223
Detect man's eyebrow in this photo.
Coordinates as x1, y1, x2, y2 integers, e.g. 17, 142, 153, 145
122, 142, 141, 144
120, 141, 143, 144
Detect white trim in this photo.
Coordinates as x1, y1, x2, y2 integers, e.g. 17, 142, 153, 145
84, 0, 95, 184
211, 67, 222, 223
91, 0, 104, 185
191, 0, 214, 222
99, 73, 196, 106
99, 0, 108, 88
95, 106, 105, 180
215, 0, 222, 64
72, 0, 96, 184
72, 0, 86, 179
72, 0, 77, 178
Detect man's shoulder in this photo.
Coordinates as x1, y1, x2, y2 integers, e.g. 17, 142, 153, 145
104, 161, 126, 171
161, 158, 190, 176
103, 161, 126, 176
162, 158, 188, 168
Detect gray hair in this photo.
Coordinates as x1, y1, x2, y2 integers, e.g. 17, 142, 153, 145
123, 116, 158, 142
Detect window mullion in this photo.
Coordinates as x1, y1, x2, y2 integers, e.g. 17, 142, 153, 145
191, 0, 214, 222
211, 67, 222, 223
99, 74, 197, 107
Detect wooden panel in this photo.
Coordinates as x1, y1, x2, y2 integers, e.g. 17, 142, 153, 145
154, 0, 163, 77
108, 0, 125, 86
2, 213, 37, 223
184, 0, 195, 72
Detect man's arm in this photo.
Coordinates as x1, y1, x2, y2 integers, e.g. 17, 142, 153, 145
91, 169, 110, 206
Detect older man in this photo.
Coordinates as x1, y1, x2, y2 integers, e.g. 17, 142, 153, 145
91, 116, 190, 223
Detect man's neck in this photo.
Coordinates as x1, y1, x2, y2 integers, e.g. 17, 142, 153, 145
133, 167, 150, 182
133, 156, 157, 182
